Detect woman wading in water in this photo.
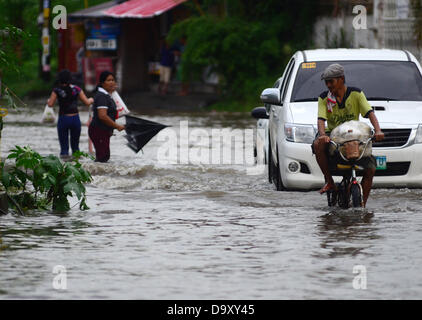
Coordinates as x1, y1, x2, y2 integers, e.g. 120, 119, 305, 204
47, 70, 93, 159
88, 71, 125, 162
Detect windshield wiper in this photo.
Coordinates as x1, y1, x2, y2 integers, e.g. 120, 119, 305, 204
366, 97, 397, 101
293, 98, 318, 102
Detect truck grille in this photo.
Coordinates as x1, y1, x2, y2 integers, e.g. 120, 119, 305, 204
374, 162, 410, 176
331, 162, 410, 177
373, 129, 411, 148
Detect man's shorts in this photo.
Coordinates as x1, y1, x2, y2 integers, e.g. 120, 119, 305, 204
311, 132, 376, 170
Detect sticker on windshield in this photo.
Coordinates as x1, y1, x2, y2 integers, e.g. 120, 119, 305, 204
0, 108, 8, 117
302, 62, 316, 69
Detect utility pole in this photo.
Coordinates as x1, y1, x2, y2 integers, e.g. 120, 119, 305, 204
39, 0, 51, 81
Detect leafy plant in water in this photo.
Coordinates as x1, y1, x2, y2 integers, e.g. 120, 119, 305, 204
0, 146, 93, 213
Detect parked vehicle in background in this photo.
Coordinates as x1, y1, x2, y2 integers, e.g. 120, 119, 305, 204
251, 106, 269, 168
258, 49, 422, 190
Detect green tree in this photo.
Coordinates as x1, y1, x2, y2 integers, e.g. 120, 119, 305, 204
0, 0, 111, 97
168, 0, 317, 109
0, 25, 28, 140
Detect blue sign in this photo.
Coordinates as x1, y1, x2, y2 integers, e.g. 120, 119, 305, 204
85, 19, 120, 40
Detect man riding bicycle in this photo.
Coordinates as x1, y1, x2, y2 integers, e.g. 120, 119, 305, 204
312, 63, 385, 207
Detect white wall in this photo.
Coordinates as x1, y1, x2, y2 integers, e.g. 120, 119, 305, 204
312, 14, 378, 49
312, 0, 421, 63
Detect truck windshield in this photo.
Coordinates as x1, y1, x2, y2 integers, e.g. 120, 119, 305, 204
291, 61, 422, 102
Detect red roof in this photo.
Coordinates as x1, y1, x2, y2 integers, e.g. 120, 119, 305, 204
105, 0, 188, 18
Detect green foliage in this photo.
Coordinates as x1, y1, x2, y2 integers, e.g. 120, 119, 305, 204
168, 16, 281, 97
0, 25, 28, 133
0, 0, 110, 98
0, 0, 110, 64
0, 146, 93, 213
168, 0, 317, 109
0, 26, 27, 72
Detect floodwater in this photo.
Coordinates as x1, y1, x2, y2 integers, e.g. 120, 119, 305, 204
1, 102, 422, 300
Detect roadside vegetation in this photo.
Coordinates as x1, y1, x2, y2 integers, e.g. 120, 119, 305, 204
0, 147, 92, 213
1, 7, 93, 215
1, 0, 421, 112
167, 0, 318, 111
0, 0, 109, 99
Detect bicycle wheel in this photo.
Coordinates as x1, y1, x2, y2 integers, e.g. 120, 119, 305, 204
337, 182, 350, 209
350, 183, 363, 208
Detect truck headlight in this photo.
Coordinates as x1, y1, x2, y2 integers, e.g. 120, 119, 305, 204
284, 123, 316, 144
416, 124, 422, 144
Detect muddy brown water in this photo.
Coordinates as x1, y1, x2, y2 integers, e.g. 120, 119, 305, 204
1, 103, 422, 299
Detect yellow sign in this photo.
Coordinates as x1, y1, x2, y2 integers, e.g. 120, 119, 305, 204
73, 23, 85, 44
43, 8, 50, 18
0, 108, 8, 117
302, 62, 316, 69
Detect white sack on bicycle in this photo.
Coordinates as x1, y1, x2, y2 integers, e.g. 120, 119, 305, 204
329, 120, 372, 158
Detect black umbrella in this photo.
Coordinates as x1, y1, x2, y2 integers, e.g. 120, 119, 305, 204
124, 115, 168, 153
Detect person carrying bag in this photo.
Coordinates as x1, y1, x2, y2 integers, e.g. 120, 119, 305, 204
88, 71, 125, 163
47, 70, 93, 159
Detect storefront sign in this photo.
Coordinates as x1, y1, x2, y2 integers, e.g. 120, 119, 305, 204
86, 38, 117, 50
86, 19, 120, 39
83, 57, 114, 92
85, 19, 120, 51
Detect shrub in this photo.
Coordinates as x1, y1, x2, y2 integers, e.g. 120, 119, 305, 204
0, 146, 92, 213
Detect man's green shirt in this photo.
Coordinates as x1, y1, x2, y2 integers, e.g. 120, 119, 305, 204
318, 86, 373, 132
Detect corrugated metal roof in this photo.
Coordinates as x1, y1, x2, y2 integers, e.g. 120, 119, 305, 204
104, 0, 187, 18
69, 1, 120, 18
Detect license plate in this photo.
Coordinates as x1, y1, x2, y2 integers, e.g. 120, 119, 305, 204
375, 156, 387, 170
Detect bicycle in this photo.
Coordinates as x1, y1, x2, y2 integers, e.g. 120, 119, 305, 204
326, 130, 374, 209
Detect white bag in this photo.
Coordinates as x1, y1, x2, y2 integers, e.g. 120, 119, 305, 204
41, 104, 56, 123
112, 91, 130, 119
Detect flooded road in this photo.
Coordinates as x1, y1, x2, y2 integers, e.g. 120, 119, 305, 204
1, 103, 422, 299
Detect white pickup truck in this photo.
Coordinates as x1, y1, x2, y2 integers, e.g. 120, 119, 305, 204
258, 48, 422, 190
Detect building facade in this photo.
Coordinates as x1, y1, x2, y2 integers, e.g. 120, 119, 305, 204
59, 0, 188, 93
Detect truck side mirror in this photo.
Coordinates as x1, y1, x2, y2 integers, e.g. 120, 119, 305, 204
260, 88, 282, 106
251, 106, 269, 119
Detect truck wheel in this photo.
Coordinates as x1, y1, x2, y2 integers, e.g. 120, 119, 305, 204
275, 148, 286, 191
268, 138, 273, 183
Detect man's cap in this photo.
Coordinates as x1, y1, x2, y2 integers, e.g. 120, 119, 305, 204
321, 63, 345, 80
